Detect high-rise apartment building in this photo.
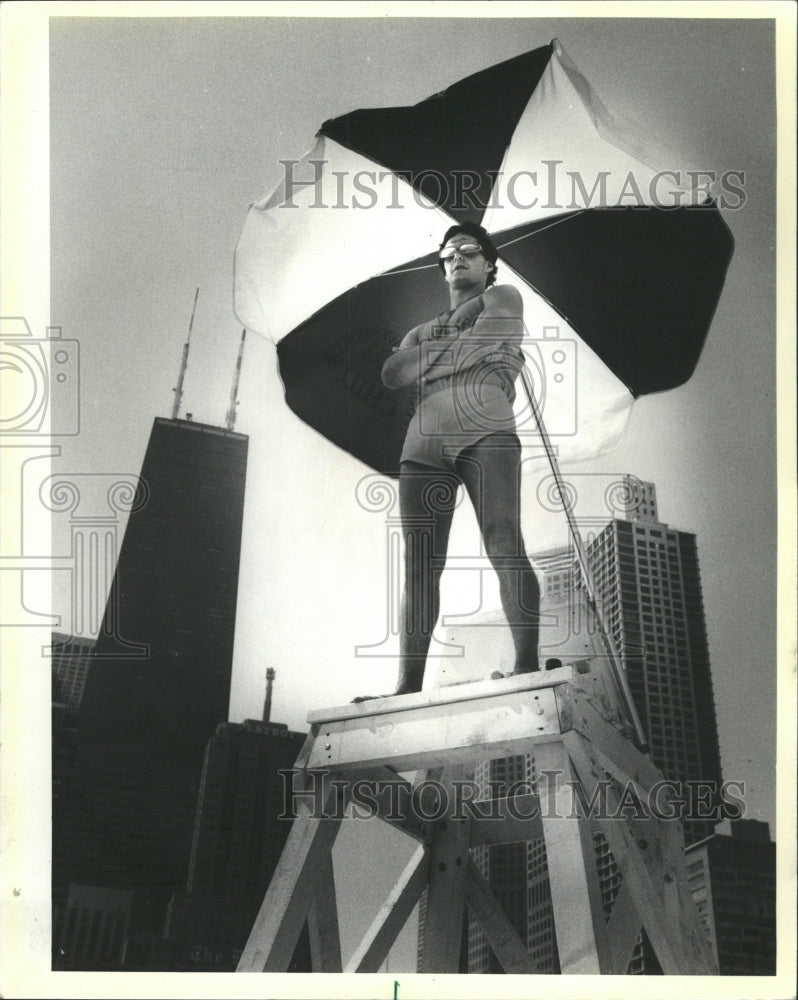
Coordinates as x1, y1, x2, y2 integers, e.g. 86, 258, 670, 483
580, 476, 722, 845
53, 417, 248, 966
531, 545, 575, 604
529, 479, 723, 844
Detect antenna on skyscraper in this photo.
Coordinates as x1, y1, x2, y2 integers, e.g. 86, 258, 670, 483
263, 667, 275, 724
226, 329, 246, 431
172, 287, 199, 420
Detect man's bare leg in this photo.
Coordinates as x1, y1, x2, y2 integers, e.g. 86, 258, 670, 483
353, 462, 457, 701
457, 434, 540, 674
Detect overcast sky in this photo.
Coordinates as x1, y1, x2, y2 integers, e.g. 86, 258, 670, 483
5, 5, 794, 991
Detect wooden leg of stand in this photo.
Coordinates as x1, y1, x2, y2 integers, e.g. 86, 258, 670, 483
308, 854, 342, 972
605, 876, 643, 973
565, 732, 716, 975
593, 816, 686, 974
237, 779, 344, 972
658, 800, 718, 974
535, 740, 613, 974
417, 766, 472, 973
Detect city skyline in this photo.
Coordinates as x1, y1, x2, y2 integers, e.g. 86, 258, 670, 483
48, 470, 773, 976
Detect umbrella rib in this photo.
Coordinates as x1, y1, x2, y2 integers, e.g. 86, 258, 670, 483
384, 261, 440, 277
494, 209, 587, 252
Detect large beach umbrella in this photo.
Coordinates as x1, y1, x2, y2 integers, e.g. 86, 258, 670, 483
235, 39, 733, 478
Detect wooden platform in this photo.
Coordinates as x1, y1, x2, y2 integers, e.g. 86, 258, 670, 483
237, 663, 716, 975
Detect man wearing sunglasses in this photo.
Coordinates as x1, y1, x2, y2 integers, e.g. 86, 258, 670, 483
376, 222, 541, 697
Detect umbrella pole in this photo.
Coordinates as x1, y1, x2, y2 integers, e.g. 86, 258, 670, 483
518, 366, 649, 752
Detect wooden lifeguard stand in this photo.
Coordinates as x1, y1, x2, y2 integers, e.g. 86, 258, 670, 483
238, 367, 716, 974
236, 596, 716, 975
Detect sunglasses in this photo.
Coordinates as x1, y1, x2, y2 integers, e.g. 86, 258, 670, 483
438, 243, 484, 262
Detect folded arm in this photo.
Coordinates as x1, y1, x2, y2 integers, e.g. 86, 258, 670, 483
381, 324, 435, 389
469, 284, 524, 347
423, 285, 524, 383
381, 285, 524, 389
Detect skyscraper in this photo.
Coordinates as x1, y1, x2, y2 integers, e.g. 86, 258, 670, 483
580, 476, 723, 844
532, 545, 575, 604
529, 479, 723, 844
79, 417, 248, 741
53, 416, 248, 966
163, 717, 309, 971
685, 819, 776, 974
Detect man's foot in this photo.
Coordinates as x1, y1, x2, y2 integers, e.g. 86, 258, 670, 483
488, 665, 540, 681
351, 661, 426, 703
488, 660, 566, 682
351, 686, 422, 704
